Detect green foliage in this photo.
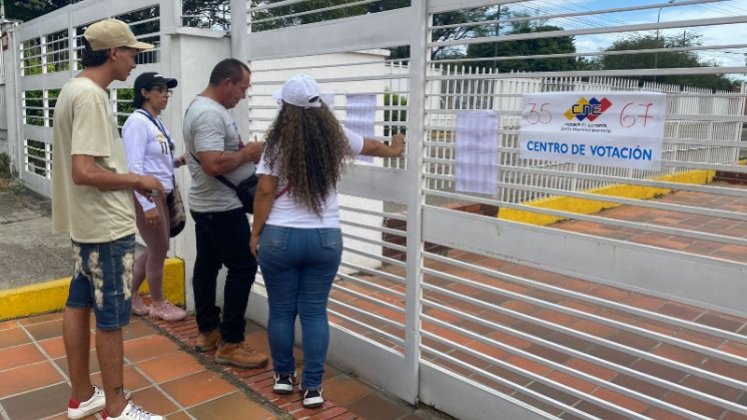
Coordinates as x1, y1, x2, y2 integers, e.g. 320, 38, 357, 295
0, 153, 13, 179
250, 0, 410, 32
384, 91, 407, 136
182, 0, 231, 30
116, 88, 136, 128
24, 90, 44, 126
6, 1, 81, 22
430, 5, 498, 60
600, 33, 736, 91
465, 14, 579, 72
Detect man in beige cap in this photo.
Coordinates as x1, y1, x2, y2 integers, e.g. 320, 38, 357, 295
51, 19, 164, 420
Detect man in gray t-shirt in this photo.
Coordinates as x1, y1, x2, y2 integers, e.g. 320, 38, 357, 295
183, 58, 268, 369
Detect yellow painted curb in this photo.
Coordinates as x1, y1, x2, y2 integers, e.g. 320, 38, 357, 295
0, 257, 185, 321
498, 169, 715, 225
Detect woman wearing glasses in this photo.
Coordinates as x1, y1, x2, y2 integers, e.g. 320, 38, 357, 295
122, 72, 187, 322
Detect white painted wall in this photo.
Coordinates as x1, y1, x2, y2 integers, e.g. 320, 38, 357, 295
166, 29, 232, 313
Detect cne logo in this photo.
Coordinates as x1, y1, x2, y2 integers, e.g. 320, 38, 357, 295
564, 97, 612, 122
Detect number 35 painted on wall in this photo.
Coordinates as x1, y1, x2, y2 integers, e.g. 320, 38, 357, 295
525, 102, 552, 124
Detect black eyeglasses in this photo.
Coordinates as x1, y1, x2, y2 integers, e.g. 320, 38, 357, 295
151, 86, 173, 96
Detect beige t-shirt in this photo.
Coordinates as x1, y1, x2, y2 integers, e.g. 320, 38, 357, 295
51, 77, 136, 243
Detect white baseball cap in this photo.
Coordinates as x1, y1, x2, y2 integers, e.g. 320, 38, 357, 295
273, 74, 322, 109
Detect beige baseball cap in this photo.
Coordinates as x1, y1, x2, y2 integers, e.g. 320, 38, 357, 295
83, 19, 154, 51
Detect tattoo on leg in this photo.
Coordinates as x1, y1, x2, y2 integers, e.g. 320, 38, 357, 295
114, 386, 124, 395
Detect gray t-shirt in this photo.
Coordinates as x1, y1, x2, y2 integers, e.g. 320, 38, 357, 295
183, 95, 255, 213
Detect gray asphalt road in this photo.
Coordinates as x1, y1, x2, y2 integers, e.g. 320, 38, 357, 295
0, 181, 72, 290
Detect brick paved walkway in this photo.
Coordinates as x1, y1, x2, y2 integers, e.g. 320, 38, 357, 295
552, 182, 747, 263
0, 312, 445, 420
0, 313, 277, 420
3, 184, 747, 419
324, 184, 747, 419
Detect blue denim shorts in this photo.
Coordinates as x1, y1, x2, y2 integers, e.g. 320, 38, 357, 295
67, 234, 135, 330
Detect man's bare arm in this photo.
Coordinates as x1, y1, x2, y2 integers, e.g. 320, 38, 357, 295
197, 142, 264, 177
72, 155, 164, 196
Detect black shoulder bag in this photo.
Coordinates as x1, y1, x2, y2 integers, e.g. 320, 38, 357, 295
189, 151, 258, 214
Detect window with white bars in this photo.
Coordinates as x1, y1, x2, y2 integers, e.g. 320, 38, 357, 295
116, 5, 161, 65
24, 139, 51, 179
45, 30, 70, 73
72, 6, 161, 70
22, 90, 44, 126
20, 38, 42, 76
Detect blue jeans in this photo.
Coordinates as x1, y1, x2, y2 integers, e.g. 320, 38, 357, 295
191, 208, 257, 343
257, 225, 342, 390
67, 235, 136, 330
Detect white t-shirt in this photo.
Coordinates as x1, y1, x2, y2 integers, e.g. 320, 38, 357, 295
256, 127, 364, 228
122, 111, 175, 211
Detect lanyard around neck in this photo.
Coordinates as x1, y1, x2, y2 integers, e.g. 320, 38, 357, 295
136, 109, 174, 155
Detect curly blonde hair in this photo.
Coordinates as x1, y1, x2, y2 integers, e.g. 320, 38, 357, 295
263, 102, 353, 216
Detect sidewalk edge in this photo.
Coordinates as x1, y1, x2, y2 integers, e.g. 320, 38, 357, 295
0, 257, 184, 321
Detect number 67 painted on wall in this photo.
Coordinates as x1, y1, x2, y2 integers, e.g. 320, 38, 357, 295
620, 102, 655, 128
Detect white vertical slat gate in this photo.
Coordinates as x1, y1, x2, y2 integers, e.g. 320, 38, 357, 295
239, 1, 747, 419
9, 0, 179, 197
7, 1, 746, 418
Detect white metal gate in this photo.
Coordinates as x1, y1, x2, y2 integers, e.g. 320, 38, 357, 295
239, 0, 428, 407
239, 1, 747, 419
8, 0, 746, 418
7, 0, 181, 197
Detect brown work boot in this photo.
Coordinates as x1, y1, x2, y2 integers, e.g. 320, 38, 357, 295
194, 330, 220, 352
215, 342, 268, 369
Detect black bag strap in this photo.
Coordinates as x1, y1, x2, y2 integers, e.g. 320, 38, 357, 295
189, 151, 240, 191
184, 98, 255, 198
136, 109, 174, 157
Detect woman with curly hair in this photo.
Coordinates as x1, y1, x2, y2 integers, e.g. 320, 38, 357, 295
250, 75, 404, 409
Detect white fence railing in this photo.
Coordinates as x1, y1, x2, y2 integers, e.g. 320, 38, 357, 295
418, 65, 745, 200
5, 1, 747, 420
8, 0, 177, 196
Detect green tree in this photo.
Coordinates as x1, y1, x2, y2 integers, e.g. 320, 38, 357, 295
249, 1, 497, 60
465, 16, 579, 72
250, 0, 407, 32
6, 1, 81, 21
429, 5, 500, 60
182, 0, 231, 30
600, 33, 735, 91
7, 0, 230, 29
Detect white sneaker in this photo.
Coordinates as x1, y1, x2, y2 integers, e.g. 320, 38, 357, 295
67, 385, 105, 419
302, 389, 324, 408
273, 372, 295, 395
103, 402, 163, 420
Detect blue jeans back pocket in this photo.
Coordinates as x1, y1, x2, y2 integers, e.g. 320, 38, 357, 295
319, 228, 342, 251
260, 225, 289, 251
